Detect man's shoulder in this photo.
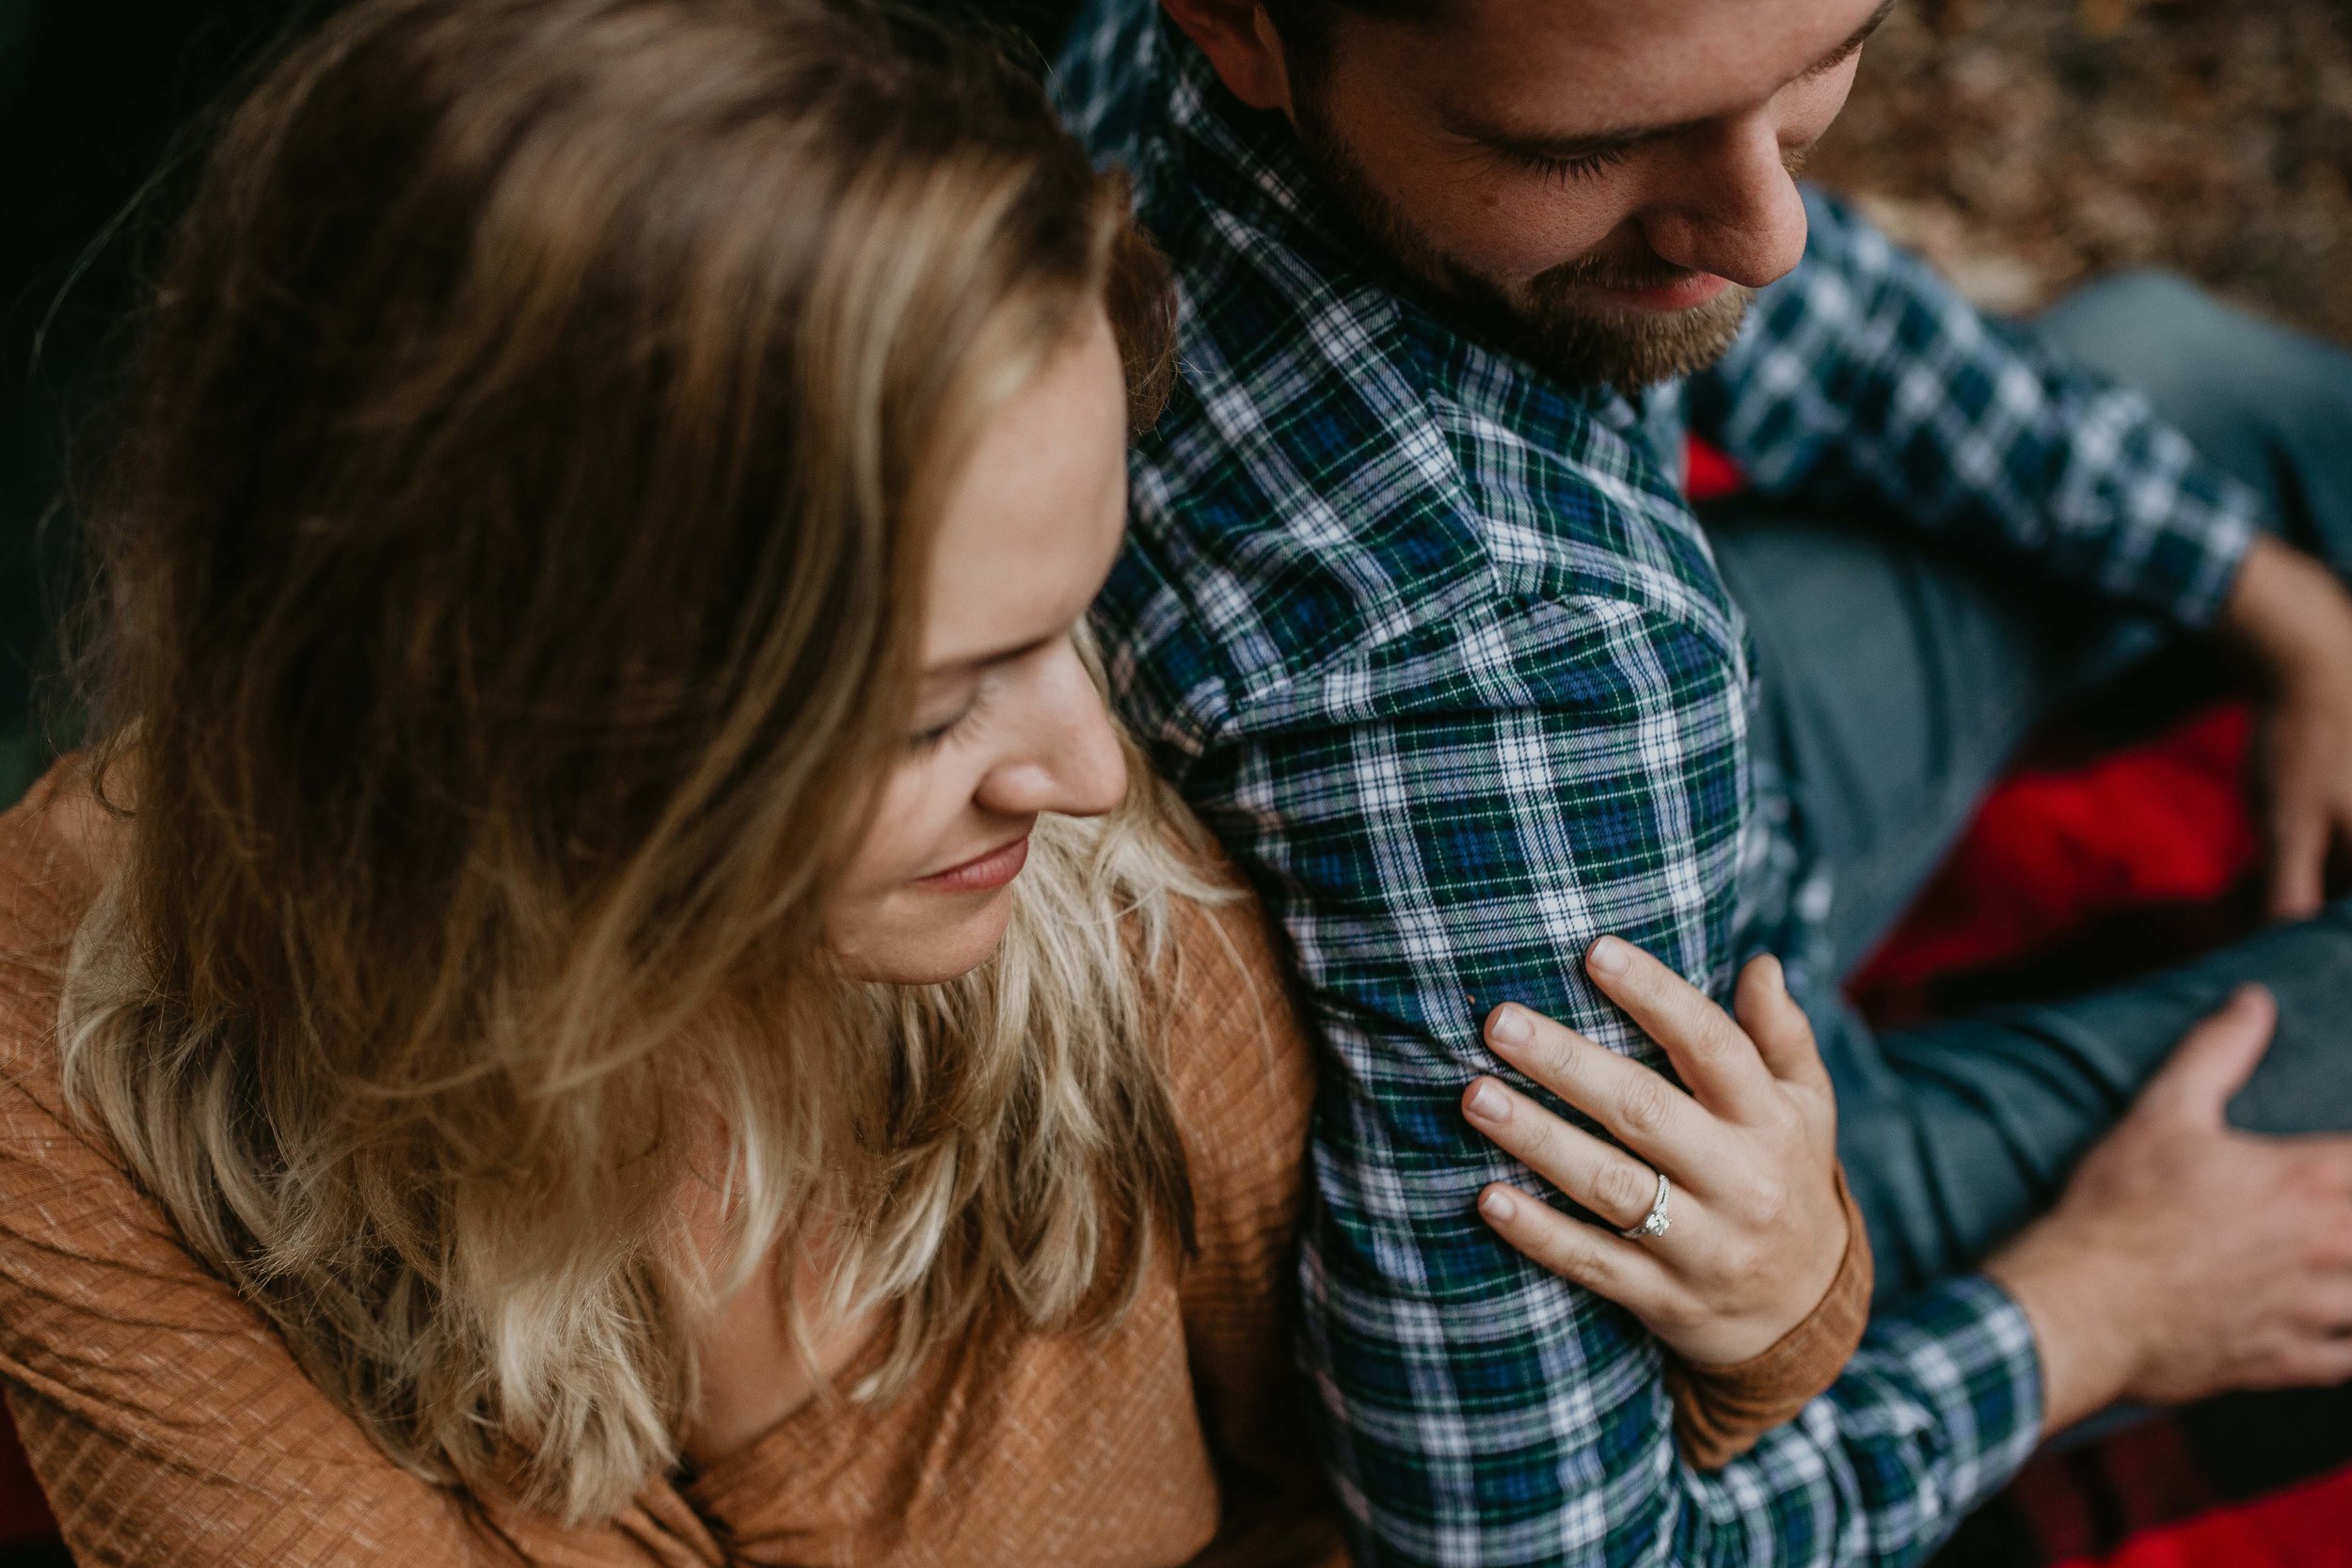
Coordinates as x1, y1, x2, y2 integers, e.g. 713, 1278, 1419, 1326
1113, 251, 1746, 656
1102, 365, 1745, 765
1098, 331, 1498, 747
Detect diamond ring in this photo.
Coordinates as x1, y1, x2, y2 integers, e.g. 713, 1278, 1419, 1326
1618, 1171, 1672, 1241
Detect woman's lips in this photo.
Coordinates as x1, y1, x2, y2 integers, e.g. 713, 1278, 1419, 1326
914, 834, 1030, 894
1587, 271, 1734, 313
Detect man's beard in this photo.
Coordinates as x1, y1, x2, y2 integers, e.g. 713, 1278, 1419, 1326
1484, 252, 1754, 392
1291, 95, 1753, 393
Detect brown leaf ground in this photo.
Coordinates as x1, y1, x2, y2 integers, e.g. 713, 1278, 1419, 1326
1809, 0, 2352, 344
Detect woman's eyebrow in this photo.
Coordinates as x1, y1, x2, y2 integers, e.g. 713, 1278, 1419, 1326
920, 631, 1057, 681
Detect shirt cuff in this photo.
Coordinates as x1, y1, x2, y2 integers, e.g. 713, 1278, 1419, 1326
1841, 1271, 2045, 1517
2115, 465, 2264, 629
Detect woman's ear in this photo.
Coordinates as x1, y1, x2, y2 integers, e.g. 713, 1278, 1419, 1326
1157, 0, 1297, 114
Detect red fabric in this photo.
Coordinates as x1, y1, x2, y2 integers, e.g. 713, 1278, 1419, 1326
2058, 1463, 2352, 1568
2009, 1419, 2223, 1564
1850, 703, 2263, 1021
1685, 436, 1746, 502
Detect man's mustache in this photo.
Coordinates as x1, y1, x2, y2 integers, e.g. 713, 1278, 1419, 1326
1533, 253, 1707, 296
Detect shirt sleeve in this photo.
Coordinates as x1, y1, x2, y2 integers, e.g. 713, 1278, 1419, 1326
1161, 593, 2043, 1567
1690, 190, 2260, 627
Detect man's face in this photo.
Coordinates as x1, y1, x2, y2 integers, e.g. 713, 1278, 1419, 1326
1280, 0, 1892, 389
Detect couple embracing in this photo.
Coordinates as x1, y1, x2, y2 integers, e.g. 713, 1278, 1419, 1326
5, 0, 2352, 1564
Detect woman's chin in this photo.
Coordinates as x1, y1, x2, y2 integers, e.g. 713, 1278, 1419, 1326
830, 892, 1017, 986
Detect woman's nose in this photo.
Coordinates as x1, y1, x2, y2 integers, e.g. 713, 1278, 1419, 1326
974, 646, 1129, 822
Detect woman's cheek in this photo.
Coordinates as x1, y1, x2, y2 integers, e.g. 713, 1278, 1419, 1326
836, 754, 959, 904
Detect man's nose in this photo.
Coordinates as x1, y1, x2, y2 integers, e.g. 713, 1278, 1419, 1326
973, 649, 1130, 822
1638, 115, 1812, 291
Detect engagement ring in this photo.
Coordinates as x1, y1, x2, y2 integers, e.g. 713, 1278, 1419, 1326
1619, 1172, 1672, 1241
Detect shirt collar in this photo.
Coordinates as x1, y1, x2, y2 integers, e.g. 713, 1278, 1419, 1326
1157, 18, 1366, 261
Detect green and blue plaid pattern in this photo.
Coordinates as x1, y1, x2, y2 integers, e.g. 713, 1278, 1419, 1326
1057, 5, 2260, 1563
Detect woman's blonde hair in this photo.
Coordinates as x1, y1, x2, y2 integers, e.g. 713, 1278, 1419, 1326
56, 0, 1198, 1525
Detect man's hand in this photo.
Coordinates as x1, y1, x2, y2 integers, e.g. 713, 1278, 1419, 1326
2223, 536, 2352, 920
1462, 941, 1848, 1367
1986, 986, 2352, 1433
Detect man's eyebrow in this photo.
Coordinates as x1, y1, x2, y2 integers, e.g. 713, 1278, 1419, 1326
1444, 0, 1899, 163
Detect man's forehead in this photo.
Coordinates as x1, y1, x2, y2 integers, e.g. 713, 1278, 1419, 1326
1404, 0, 1890, 142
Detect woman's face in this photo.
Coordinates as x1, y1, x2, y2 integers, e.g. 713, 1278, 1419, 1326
826, 309, 1133, 984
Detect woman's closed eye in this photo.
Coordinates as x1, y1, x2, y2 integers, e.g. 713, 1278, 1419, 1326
909, 681, 993, 752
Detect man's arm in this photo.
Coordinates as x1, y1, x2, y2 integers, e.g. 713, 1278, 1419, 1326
1690, 190, 2259, 629
1693, 192, 2352, 925
1160, 592, 2044, 1566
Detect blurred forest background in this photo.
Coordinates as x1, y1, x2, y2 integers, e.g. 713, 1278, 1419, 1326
1, 0, 2348, 805
1812, 0, 2352, 343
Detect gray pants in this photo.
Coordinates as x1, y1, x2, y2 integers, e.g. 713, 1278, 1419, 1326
1707, 272, 2352, 1302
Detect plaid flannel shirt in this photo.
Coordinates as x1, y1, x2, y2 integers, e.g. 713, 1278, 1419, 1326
1056, 5, 2264, 1564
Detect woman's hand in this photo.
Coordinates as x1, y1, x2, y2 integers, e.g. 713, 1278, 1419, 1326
1461, 938, 1847, 1367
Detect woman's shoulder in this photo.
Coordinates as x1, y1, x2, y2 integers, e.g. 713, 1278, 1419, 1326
1162, 848, 1311, 1093
0, 763, 151, 1236
0, 764, 112, 1071
0, 760, 111, 906
0, 762, 145, 1291
0, 774, 539, 1565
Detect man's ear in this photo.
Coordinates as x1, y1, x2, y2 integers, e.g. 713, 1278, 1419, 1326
1158, 0, 1295, 114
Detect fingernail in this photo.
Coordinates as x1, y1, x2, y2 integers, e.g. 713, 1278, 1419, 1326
1466, 1079, 1511, 1123
1588, 937, 1630, 977
1487, 1005, 1533, 1047
1480, 1188, 1518, 1222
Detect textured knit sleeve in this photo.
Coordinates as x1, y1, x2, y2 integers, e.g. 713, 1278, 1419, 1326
1162, 885, 1351, 1568
0, 780, 724, 1568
